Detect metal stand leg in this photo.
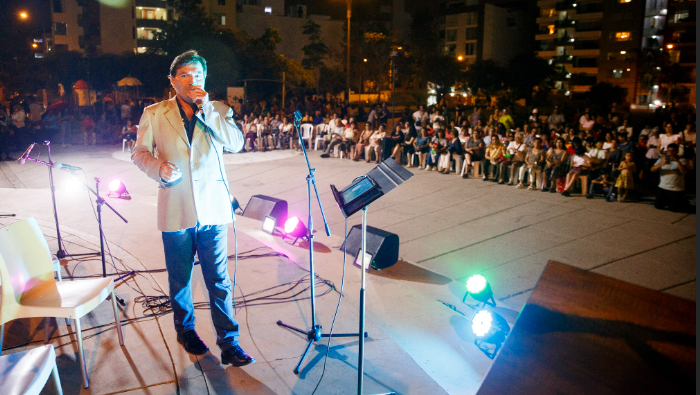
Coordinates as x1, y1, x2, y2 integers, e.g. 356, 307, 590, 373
111, 289, 124, 346
357, 207, 395, 395
74, 317, 89, 388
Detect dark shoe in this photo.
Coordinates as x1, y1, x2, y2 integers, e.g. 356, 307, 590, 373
462, 174, 469, 179
320, 153, 330, 158
541, 188, 549, 192
177, 330, 209, 355
221, 345, 256, 367
585, 194, 593, 199
549, 188, 557, 193
482, 177, 488, 181
561, 191, 571, 197
498, 180, 505, 184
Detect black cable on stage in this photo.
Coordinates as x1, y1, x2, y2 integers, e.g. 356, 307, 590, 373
312, 216, 349, 394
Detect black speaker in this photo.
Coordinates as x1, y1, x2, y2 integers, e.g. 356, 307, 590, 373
242, 195, 288, 224
341, 225, 399, 270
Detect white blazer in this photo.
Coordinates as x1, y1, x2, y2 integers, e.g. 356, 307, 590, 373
132, 97, 244, 232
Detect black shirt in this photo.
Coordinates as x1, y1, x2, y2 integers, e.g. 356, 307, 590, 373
177, 99, 200, 144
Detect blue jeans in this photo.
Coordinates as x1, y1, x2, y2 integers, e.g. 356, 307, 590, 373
162, 223, 238, 351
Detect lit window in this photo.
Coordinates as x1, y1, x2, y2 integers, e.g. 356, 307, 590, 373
548, 25, 555, 34
618, 0, 631, 3
668, 49, 680, 63
615, 32, 631, 41
265, 7, 272, 14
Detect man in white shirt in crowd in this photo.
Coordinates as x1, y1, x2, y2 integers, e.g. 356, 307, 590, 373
547, 106, 565, 130
617, 119, 633, 140
413, 105, 427, 132
650, 143, 689, 212
321, 117, 345, 157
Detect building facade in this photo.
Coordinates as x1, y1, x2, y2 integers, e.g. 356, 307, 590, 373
439, 0, 536, 67
663, 0, 695, 107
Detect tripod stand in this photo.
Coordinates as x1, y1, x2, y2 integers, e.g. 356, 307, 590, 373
276, 114, 366, 375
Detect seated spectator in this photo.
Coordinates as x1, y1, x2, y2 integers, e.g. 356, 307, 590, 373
321, 118, 345, 157
681, 122, 696, 155
462, 130, 485, 179
388, 123, 405, 164
579, 109, 594, 133
312, 110, 324, 125
339, 122, 358, 156
441, 128, 463, 174
428, 129, 448, 172
518, 138, 546, 189
586, 138, 608, 177
543, 137, 568, 192
121, 119, 137, 152
615, 152, 636, 202
352, 123, 373, 161
279, 117, 294, 149
414, 128, 431, 169
366, 125, 386, 163
500, 132, 527, 185
246, 124, 258, 151
482, 135, 505, 181
402, 122, 417, 167
562, 137, 590, 196
651, 143, 688, 212
617, 119, 633, 140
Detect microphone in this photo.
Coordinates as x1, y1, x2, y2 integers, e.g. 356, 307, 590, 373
17, 143, 37, 165
191, 83, 205, 120
294, 111, 303, 122
53, 162, 82, 172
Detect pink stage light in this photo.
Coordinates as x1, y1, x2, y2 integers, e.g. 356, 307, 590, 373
283, 216, 307, 241
109, 179, 122, 192
284, 217, 299, 234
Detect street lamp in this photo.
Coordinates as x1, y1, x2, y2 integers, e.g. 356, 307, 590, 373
19, 11, 29, 20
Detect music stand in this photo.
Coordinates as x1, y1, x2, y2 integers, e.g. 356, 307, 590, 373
330, 158, 413, 395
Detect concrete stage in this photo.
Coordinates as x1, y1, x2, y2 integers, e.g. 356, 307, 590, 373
0, 144, 695, 395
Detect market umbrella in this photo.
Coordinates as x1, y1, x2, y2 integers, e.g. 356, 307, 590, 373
117, 77, 142, 87
46, 100, 68, 114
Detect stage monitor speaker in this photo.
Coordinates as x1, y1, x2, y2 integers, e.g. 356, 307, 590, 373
242, 195, 288, 224
342, 225, 399, 270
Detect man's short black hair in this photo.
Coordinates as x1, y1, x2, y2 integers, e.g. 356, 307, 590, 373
169, 50, 207, 78
667, 143, 679, 150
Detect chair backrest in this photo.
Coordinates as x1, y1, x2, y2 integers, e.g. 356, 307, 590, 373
0, 218, 55, 310
300, 123, 313, 138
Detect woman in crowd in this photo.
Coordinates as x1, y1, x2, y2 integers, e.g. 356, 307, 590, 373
402, 122, 417, 167
388, 123, 405, 164
246, 123, 258, 152
482, 135, 505, 181
414, 128, 431, 169
659, 122, 681, 154
543, 137, 568, 192
427, 129, 448, 171
279, 117, 294, 149
441, 128, 463, 174
462, 129, 485, 178
353, 123, 373, 161
518, 138, 546, 189
561, 137, 590, 196
366, 125, 386, 163
339, 122, 358, 157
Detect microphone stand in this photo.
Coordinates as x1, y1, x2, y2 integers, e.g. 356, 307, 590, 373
23, 152, 130, 305
276, 115, 366, 375
45, 142, 68, 259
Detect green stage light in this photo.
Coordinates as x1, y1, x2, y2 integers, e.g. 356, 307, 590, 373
463, 274, 495, 306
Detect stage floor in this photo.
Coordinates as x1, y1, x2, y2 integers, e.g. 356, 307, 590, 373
0, 144, 695, 395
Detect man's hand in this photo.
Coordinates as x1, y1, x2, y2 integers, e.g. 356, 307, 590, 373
189, 85, 209, 108
160, 162, 181, 183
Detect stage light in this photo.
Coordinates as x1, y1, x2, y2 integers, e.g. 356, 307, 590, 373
107, 179, 131, 200
471, 309, 510, 359
283, 216, 307, 242
463, 274, 495, 306
262, 216, 276, 234
64, 175, 84, 194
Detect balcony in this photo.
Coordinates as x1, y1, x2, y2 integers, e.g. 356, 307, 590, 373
136, 19, 167, 29
574, 40, 600, 50
137, 39, 158, 47
537, 50, 557, 58
536, 15, 558, 24
554, 36, 575, 46
536, 33, 556, 41
571, 67, 598, 75
553, 54, 574, 64
135, 0, 167, 8
643, 28, 664, 37
573, 30, 601, 40
555, 0, 576, 11
572, 12, 603, 22
555, 18, 575, 28
572, 48, 599, 57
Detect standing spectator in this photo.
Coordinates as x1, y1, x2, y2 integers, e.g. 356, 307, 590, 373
651, 144, 688, 211
498, 108, 513, 130
413, 105, 428, 133
681, 122, 696, 155
618, 133, 635, 154
617, 119, 633, 140
659, 122, 681, 154
579, 109, 594, 133
548, 106, 565, 130
121, 101, 132, 122
43, 111, 60, 143
470, 107, 483, 129
615, 152, 636, 202
379, 102, 389, 125
81, 114, 96, 145
367, 105, 379, 129
11, 104, 27, 150
0, 105, 12, 161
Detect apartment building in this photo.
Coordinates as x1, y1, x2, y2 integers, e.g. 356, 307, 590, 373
663, 0, 695, 106
439, 0, 536, 67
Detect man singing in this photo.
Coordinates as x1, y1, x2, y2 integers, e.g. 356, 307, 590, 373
132, 50, 254, 366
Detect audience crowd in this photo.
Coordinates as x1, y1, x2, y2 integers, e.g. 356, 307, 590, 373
1, 94, 695, 212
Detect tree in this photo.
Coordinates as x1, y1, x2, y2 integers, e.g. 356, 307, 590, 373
301, 20, 328, 94
586, 82, 627, 113
506, 54, 556, 104
464, 60, 506, 97
424, 55, 464, 104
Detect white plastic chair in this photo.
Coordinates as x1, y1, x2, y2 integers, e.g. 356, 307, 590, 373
314, 124, 328, 150
0, 218, 124, 389
300, 123, 314, 149
0, 344, 63, 395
